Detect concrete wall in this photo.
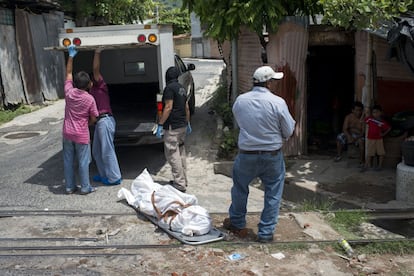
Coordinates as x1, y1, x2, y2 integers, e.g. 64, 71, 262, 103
174, 35, 192, 58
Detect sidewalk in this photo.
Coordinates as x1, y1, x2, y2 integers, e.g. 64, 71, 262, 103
214, 152, 414, 211
284, 155, 414, 210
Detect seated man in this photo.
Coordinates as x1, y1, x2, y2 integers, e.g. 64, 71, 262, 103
335, 101, 365, 165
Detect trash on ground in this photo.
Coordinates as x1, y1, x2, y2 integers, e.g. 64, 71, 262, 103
271, 252, 285, 260
339, 238, 354, 257
227, 253, 245, 261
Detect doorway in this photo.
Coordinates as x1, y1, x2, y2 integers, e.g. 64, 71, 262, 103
306, 45, 355, 154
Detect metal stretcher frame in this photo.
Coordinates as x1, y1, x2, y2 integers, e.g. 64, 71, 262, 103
136, 209, 226, 245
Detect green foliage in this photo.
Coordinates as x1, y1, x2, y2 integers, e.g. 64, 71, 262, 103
318, 0, 414, 30
217, 129, 239, 160
210, 79, 239, 160
0, 104, 39, 125
211, 82, 232, 127
182, 0, 322, 41
95, 0, 156, 24
153, 4, 191, 35
59, 0, 156, 25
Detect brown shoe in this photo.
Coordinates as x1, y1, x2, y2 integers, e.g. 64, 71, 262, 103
223, 218, 249, 238
169, 181, 186, 193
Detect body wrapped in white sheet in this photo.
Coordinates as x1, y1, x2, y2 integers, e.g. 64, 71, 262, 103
118, 169, 212, 236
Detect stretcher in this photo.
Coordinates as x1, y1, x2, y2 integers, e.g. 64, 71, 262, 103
137, 209, 226, 245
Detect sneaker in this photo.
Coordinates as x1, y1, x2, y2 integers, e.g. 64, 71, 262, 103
92, 175, 103, 182
257, 236, 274, 243
223, 218, 249, 238
169, 181, 186, 192
334, 155, 342, 162
80, 187, 97, 195
102, 178, 122, 186
66, 186, 79, 194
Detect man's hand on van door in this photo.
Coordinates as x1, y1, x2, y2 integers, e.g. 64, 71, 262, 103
155, 124, 164, 138
95, 46, 104, 54
68, 45, 78, 58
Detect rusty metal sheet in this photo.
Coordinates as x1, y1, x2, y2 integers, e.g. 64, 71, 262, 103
0, 24, 26, 105
267, 18, 309, 156
43, 11, 65, 99
0, 71, 4, 108
15, 9, 43, 104
27, 11, 63, 101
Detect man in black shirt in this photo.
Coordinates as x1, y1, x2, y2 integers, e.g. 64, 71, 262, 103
155, 67, 191, 192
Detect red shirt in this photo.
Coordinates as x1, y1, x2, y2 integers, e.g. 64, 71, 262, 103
365, 116, 391, 140
63, 80, 98, 144
89, 76, 112, 115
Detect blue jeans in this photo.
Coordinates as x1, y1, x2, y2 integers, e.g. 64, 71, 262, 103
229, 151, 285, 239
92, 116, 121, 182
63, 138, 92, 193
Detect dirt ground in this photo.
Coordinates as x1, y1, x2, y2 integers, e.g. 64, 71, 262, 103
1, 73, 413, 275
1, 211, 414, 275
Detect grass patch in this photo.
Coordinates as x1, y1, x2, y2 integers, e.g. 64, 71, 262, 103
0, 104, 38, 125
355, 240, 414, 255
326, 210, 367, 239
298, 199, 335, 212
297, 201, 367, 239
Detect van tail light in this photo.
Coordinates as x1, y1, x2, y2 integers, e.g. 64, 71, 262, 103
138, 34, 146, 43
148, 34, 157, 43
62, 38, 71, 47
157, 101, 163, 118
73, 37, 81, 46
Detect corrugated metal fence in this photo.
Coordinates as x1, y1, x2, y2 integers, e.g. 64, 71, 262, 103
0, 8, 64, 108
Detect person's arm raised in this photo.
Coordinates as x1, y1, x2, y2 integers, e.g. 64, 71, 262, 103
93, 47, 103, 82
66, 45, 78, 81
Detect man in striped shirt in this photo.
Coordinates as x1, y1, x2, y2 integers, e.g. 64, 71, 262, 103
63, 45, 99, 195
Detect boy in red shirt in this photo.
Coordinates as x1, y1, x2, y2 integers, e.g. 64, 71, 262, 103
361, 105, 391, 171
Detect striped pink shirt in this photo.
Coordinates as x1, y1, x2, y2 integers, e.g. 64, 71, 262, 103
63, 80, 98, 144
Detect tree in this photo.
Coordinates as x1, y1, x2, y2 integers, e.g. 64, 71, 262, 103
59, 0, 156, 25
153, 4, 191, 35
182, 0, 322, 42
318, 0, 414, 30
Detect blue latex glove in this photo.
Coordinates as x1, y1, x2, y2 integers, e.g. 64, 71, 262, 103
186, 122, 192, 135
155, 124, 163, 138
68, 45, 78, 58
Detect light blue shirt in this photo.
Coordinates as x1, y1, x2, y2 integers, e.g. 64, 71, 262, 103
232, 86, 296, 151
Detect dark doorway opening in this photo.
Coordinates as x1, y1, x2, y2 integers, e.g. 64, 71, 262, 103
307, 45, 355, 155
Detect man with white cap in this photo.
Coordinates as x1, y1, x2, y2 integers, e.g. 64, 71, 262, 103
223, 65, 296, 243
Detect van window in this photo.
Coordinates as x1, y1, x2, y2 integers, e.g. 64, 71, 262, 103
124, 61, 145, 75
175, 56, 186, 74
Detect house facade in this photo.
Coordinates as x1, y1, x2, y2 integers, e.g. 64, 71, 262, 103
219, 17, 414, 166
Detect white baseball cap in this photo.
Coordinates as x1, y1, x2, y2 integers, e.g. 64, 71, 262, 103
253, 66, 284, 83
